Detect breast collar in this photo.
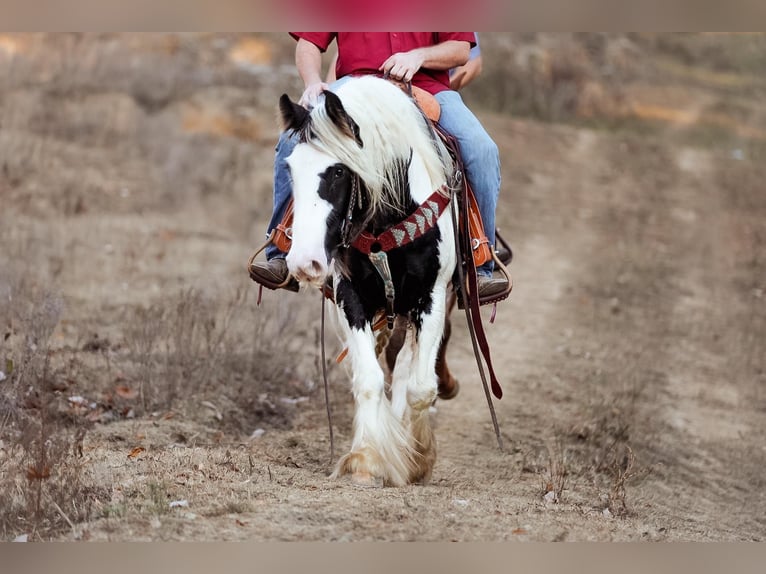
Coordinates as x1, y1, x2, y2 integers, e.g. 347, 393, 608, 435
350, 184, 452, 255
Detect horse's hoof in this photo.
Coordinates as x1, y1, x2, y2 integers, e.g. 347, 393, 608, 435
437, 377, 460, 400
350, 471, 384, 488
333, 450, 387, 487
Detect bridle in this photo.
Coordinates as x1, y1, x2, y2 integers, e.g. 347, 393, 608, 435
339, 172, 363, 249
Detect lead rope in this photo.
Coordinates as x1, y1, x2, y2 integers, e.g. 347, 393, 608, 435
449, 176, 504, 451
320, 293, 335, 462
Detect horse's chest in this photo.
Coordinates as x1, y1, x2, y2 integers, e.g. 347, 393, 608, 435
340, 228, 442, 329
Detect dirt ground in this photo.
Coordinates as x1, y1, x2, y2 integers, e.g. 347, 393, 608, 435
1, 33, 764, 542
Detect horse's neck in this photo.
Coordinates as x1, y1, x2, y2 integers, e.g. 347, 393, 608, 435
407, 151, 441, 204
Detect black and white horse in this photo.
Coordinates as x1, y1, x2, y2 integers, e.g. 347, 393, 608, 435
281, 76, 457, 486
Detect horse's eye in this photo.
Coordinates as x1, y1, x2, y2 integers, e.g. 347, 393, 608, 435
334, 167, 345, 179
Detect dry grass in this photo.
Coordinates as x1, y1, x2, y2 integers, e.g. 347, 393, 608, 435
0, 282, 96, 538
0, 273, 316, 538
0, 34, 328, 539
539, 439, 568, 505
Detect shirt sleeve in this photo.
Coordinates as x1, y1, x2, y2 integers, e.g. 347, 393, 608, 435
435, 32, 476, 48
289, 33, 337, 52
470, 33, 481, 59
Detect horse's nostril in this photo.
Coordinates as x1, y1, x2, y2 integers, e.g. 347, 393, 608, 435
310, 260, 324, 275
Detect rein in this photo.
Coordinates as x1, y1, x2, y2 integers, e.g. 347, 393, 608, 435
320, 295, 335, 462
449, 171, 504, 451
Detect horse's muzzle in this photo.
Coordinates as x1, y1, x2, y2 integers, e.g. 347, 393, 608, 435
286, 254, 328, 287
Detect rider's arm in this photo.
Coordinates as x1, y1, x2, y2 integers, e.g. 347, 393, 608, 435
450, 54, 483, 91
380, 40, 470, 83
295, 38, 329, 107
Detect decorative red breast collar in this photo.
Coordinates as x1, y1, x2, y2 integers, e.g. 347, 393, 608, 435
350, 185, 452, 255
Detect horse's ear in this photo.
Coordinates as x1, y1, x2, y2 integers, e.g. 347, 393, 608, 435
279, 94, 309, 132
323, 91, 364, 148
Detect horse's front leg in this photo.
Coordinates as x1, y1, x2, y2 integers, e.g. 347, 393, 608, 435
405, 281, 450, 484
331, 281, 414, 487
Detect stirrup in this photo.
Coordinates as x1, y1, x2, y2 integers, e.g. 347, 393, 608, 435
246, 231, 298, 291
456, 251, 513, 310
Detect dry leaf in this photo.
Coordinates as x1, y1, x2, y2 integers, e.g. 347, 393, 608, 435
543, 490, 558, 503
26, 465, 51, 480
158, 229, 177, 241
68, 395, 90, 407
115, 385, 138, 400
86, 408, 106, 422
127, 446, 145, 459
512, 528, 527, 535
50, 378, 69, 392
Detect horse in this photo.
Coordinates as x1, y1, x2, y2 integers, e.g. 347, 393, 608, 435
280, 76, 459, 486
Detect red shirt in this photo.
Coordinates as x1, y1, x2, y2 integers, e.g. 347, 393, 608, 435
290, 32, 475, 95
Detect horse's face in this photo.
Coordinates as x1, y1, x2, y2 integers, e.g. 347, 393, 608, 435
280, 91, 364, 287
284, 144, 356, 287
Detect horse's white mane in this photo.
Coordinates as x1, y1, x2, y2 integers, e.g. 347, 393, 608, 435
307, 76, 453, 215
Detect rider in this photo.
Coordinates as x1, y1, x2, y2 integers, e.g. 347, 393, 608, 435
249, 33, 508, 299
449, 32, 482, 91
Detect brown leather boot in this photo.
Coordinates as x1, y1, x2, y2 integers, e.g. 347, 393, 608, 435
477, 275, 509, 300
248, 258, 299, 292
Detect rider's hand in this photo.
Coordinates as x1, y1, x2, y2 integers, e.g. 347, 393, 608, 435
379, 51, 425, 83
299, 82, 329, 108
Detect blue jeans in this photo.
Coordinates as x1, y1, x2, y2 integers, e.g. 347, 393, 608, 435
266, 86, 501, 276
435, 90, 501, 275
265, 129, 299, 260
